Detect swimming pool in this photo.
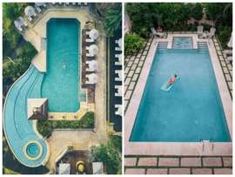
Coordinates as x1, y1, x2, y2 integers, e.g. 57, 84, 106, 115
3, 66, 48, 167
42, 18, 80, 112
3, 18, 81, 167
130, 41, 231, 142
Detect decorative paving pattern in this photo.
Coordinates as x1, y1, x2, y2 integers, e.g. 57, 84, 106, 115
125, 156, 232, 174
124, 37, 154, 113
212, 37, 233, 99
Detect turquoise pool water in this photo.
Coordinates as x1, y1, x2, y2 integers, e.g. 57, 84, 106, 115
42, 18, 80, 112
26, 142, 41, 158
3, 66, 48, 167
173, 37, 193, 49
130, 42, 231, 142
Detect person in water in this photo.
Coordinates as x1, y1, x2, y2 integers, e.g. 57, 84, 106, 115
168, 74, 178, 86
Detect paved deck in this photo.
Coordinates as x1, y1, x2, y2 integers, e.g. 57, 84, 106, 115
125, 156, 232, 174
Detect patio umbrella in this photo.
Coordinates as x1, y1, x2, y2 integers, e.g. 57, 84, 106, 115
89, 29, 99, 40
227, 33, 233, 48
88, 44, 99, 56
24, 6, 36, 17
87, 73, 98, 83
14, 17, 24, 30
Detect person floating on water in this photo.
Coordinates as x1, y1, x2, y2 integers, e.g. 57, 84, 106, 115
167, 74, 178, 86
161, 74, 179, 91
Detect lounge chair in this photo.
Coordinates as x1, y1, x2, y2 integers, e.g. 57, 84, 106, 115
151, 27, 166, 38
115, 104, 122, 116
115, 85, 122, 97
227, 56, 233, 64
115, 54, 122, 65
86, 52, 95, 57
207, 27, 216, 38
115, 47, 122, 51
115, 70, 122, 82
35, 6, 41, 13
223, 49, 233, 57
197, 25, 204, 37
86, 38, 95, 43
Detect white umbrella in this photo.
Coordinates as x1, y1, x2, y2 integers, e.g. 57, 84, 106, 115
227, 33, 233, 48
87, 73, 98, 83
89, 29, 99, 40
88, 44, 99, 56
24, 6, 37, 17
14, 17, 24, 30
87, 60, 98, 71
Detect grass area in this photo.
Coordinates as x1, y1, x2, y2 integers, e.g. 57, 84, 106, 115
37, 112, 95, 137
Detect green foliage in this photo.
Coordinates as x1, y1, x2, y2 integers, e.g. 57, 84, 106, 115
3, 167, 18, 174
109, 135, 122, 153
3, 3, 26, 57
191, 3, 203, 20
37, 112, 95, 137
104, 4, 121, 37
91, 135, 122, 174
124, 33, 145, 56
3, 42, 37, 87
205, 3, 232, 26
217, 26, 232, 49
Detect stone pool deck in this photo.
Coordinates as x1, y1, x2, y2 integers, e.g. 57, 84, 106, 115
124, 34, 233, 174
125, 156, 232, 174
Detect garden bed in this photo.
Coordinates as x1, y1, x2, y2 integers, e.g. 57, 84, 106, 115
37, 112, 95, 137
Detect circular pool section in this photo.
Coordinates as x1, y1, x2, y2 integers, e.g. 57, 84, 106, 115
24, 141, 42, 160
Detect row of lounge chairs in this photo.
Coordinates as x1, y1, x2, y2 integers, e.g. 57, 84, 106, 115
85, 28, 99, 85
197, 25, 216, 39
114, 38, 122, 117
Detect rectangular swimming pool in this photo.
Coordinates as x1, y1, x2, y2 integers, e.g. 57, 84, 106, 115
42, 18, 80, 112
130, 43, 231, 142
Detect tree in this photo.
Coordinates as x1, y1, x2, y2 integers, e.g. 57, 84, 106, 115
91, 136, 122, 174
104, 4, 122, 37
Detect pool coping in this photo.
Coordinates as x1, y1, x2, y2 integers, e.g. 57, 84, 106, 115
125, 34, 232, 156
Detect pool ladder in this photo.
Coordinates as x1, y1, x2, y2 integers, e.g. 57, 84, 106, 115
201, 140, 214, 153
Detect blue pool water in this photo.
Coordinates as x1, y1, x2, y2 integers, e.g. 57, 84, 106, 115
3, 66, 48, 167
130, 43, 231, 142
173, 37, 193, 49
42, 18, 80, 112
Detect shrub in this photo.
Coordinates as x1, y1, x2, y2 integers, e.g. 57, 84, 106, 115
37, 112, 95, 137
191, 3, 203, 20
110, 135, 122, 153
217, 25, 232, 49
124, 33, 145, 56
91, 135, 122, 174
